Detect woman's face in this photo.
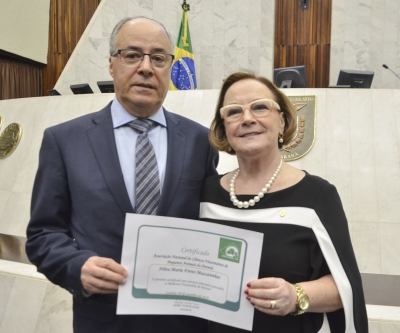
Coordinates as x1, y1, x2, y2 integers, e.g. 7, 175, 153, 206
222, 79, 285, 158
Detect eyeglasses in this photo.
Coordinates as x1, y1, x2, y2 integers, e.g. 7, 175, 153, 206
220, 99, 281, 122
112, 49, 175, 68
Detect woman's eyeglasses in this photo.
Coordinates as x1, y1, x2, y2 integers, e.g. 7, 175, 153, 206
220, 99, 281, 122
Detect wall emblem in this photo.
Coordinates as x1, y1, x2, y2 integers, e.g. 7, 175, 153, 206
0, 117, 23, 159
280, 95, 316, 161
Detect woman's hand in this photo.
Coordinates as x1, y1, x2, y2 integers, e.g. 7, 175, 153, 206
245, 274, 342, 315
244, 277, 297, 316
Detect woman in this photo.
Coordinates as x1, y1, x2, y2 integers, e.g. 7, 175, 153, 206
200, 72, 368, 332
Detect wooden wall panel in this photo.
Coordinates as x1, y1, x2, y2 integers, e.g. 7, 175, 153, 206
0, 58, 43, 100
44, 0, 101, 95
0, 50, 45, 100
274, 0, 332, 88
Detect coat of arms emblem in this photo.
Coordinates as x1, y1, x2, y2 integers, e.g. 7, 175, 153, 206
280, 95, 316, 161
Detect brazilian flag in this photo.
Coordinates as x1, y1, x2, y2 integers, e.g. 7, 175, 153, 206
170, 2, 197, 90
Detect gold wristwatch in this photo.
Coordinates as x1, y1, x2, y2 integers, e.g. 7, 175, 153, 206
291, 283, 310, 315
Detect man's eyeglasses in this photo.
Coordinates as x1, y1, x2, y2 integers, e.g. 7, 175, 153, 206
112, 49, 175, 69
220, 99, 281, 122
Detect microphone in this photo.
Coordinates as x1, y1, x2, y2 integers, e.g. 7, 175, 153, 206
382, 64, 400, 80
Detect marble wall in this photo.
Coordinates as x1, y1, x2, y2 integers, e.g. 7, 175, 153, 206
54, 0, 276, 95
1, 90, 400, 331
330, 0, 400, 89
0, 261, 398, 333
1, 89, 400, 273
0, 261, 72, 333
54, 0, 400, 92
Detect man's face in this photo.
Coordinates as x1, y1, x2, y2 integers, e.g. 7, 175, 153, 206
109, 19, 173, 118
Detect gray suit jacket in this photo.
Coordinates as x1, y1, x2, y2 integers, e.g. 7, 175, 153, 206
26, 102, 218, 332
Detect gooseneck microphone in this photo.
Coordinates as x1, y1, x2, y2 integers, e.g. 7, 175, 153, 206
382, 64, 400, 80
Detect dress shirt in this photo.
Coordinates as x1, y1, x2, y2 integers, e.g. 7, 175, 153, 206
111, 97, 168, 210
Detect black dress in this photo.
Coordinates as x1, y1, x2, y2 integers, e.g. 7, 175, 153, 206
200, 172, 368, 333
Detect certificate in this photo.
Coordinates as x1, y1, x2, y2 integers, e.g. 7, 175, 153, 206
117, 214, 263, 331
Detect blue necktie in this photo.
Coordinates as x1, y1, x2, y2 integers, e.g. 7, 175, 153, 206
128, 119, 160, 215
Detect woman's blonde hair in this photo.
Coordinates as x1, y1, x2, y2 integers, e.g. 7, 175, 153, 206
209, 71, 297, 155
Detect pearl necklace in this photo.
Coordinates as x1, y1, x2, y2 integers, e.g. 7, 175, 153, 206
230, 159, 283, 209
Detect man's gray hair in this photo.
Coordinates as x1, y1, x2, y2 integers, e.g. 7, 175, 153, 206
109, 16, 174, 56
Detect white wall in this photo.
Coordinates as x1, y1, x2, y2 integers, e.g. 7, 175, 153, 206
0, 0, 50, 64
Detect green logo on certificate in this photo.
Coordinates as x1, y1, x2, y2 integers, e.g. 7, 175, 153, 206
218, 238, 242, 263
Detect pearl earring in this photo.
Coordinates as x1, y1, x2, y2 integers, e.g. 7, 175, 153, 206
278, 134, 284, 143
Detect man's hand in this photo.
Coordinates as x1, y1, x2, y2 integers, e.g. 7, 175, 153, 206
81, 256, 128, 295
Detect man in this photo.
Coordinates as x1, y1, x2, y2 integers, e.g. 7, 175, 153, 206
26, 17, 218, 333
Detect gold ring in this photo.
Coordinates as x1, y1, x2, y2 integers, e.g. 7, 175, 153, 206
270, 300, 276, 310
